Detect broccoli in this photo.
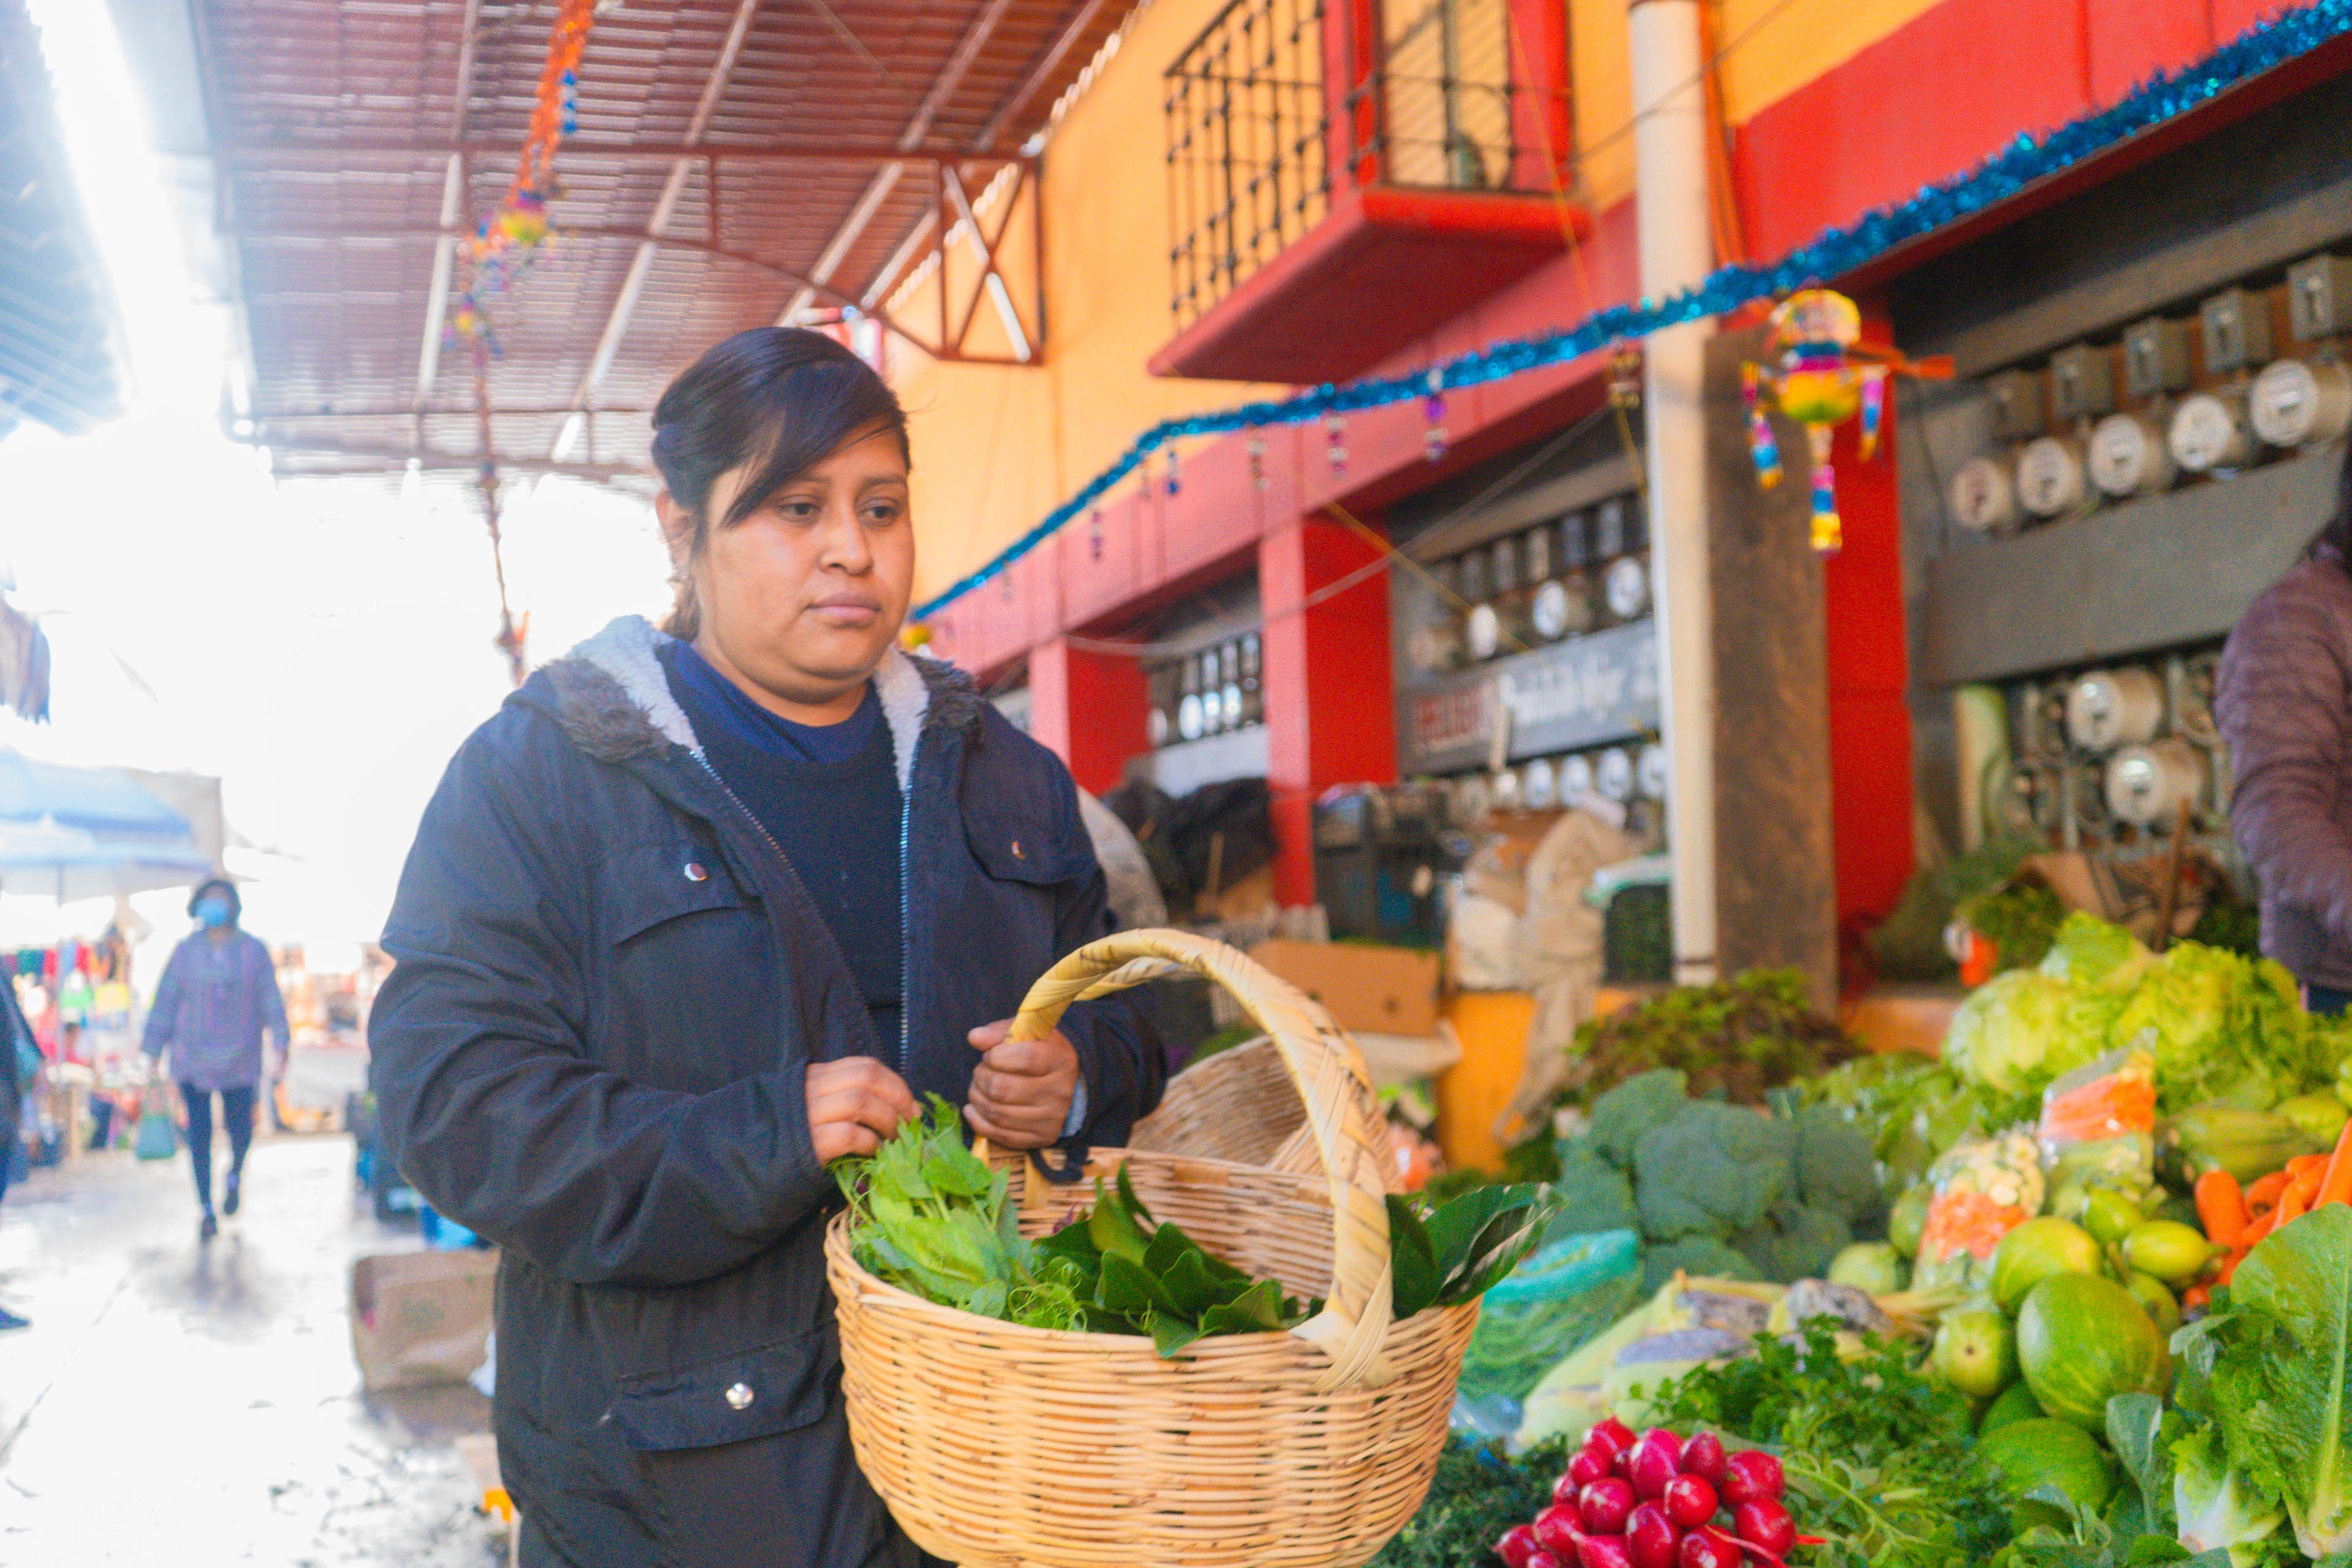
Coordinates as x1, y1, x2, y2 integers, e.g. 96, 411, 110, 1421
1631, 1102, 1796, 1240
1789, 1100, 1883, 1227
1640, 1236, 1765, 1294
1546, 1138, 1642, 1237
1732, 1204, 1853, 1284
1588, 1069, 1692, 1170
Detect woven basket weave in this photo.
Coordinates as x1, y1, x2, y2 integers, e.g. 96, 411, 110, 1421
1126, 1035, 1311, 1170
826, 929, 1476, 1568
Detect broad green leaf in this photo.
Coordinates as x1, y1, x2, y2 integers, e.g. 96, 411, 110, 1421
2108, 1392, 2177, 1539
1387, 1194, 1443, 1320
967, 1279, 1009, 1320
924, 1146, 994, 1197
1145, 1308, 1207, 1358
1088, 1178, 1152, 1264
1199, 1278, 1288, 1334
1098, 1251, 1172, 1317
1115, 1163, 1156, 1227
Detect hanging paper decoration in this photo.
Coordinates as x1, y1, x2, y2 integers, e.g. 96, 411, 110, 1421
1324, 413, 1348, 476
1742, 289, 1950, 552
911, 0, 2352, 617
1422, 368, 1449, 462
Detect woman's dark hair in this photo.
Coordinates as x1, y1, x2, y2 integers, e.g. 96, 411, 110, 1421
2312, 440, 2352, 565
187, 876, 240, 921
650, 326, 910, 639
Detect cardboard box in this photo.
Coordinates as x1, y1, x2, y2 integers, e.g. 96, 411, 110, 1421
1246, 940, 1442, 1038
350, 1248, 497, 1392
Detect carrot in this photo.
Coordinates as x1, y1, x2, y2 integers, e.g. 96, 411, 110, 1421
2247, 1170, 2294, 1208
2196, 1168, 2249, 1247
2277, 1171, 2321, 1229
2316, 1115, 2352, 1209
2242, 1205, 2282, 1246
2184, 1282, 2212, 1310
2287, 1153, 2329, 1179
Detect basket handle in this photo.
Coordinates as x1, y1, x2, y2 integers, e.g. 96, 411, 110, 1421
1005, 928, 1396, 1391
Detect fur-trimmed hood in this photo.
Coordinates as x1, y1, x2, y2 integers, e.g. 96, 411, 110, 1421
532, 615, 982, 791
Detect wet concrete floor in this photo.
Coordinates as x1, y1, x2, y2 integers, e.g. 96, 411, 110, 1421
0, 1134, 508, 1566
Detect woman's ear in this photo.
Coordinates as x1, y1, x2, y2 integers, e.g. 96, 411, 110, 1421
654, 491, 696, 571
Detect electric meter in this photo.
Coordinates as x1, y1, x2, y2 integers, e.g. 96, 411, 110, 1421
1638, 743, 1669, 801
2016, 435, 2089, 516
1178, 691, 1205, 742
2088, 413, 2177, 499
1522, 756, 1559, 811
1986, 369, 2048, 441
1604, 556, 1651, 621
1491, 767, 1523, 812
2050, 344, 2116, 420
1595, 747, 1635, 802
2105, 738, 2208, 827
1465, 603, 1502, 662
2169, 392, 2256, 473
1561, 753, 1594, 802
2123, 317, 2193, 399
1951, 456, 2022, 531
2065, 667, 2166, 750
2290, 253, 2352, 343
2251, 358, 2352, 448
2200, 287, 2272, 374
1530, 578, 1591, 641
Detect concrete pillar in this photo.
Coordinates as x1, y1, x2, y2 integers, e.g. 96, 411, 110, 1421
1028, 636, 1150, 796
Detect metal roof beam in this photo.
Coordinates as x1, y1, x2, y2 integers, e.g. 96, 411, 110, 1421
213, 138, 1014, 168
413, 0, 483, 409
553, 0, 764, 461
236, 436, 641, 484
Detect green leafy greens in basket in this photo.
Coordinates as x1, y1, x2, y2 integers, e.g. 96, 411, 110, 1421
835, 1098, 1550, 1355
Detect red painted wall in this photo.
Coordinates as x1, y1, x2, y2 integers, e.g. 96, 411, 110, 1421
1028, 638, 1152, 795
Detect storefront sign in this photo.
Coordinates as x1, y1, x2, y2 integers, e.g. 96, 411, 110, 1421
1395, 619, 1660, 775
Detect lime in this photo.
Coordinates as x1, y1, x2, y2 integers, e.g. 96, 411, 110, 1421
2124, 1270, 2180, 1335
2120, 1220, 2217, 1287
1991, 1218, 2101, 1315
1888, 1184, 1931, 1259
1828, 1242, 1907, 1295
2081, 1188, 2143, 1246
1932, 1304, 2019, 1400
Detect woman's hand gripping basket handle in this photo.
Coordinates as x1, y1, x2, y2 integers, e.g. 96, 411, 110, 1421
1004, 929, 1398, 1392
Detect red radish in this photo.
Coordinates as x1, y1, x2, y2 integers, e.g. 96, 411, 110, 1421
1624, 1503, 1678, 1568
1679, 1431, 1728, 1487
1496, 1523, 1542, 1568
1662, 1474, 1717, 1529
1611, 1446, 1637, 1480
1627, 1433, 1683, 1500
1588, 1418, 1638, 1460
1676, 1526, 1741, 1568
1535, 1504, 1585, 1559
1568, 1449, 1612, 1490
1732, 1501, 1796, 1558
1529, 1554, 1564, 1568
1578, 1478, 1637, 1536
1575, 1533, 1635, 1568
1721, 1450, 1784, 1506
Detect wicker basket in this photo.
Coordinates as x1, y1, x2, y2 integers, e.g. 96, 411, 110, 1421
826, 929, 1477, 1568
1126, 1035, 1310, 1170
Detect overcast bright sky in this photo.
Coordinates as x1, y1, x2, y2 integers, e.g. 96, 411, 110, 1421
0, 1, 674, 964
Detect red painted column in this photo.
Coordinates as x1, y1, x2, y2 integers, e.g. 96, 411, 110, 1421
1822, 309, 1917, 932
1260, 512, 1398, 906
1505, 0, 1572, 192
1322, 0, 1383, 188
1028, 638, 1151, 796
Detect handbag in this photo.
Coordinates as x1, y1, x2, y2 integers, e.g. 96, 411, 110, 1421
134, 1090, 178, 1161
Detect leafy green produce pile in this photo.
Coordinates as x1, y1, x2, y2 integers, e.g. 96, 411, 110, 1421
1650, 1319, 2018, 1568
1566, 969, 1863, 1109
1959, 883, 2070, 973
1942, 914, 2352, 1114
1365, 1437, 1568, 1568
1803, 1049, 2039, 1194
837, 1098, 1548, 1354
1534, 1069, 1884, 1291
1870, 832, 2046, 982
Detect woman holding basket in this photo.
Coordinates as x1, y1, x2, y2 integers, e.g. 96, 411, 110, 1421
369, 327, 1163, 1568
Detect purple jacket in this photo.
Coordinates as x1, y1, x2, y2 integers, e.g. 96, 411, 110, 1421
2217, 548, 2352, 991
140, 930, 290, 1091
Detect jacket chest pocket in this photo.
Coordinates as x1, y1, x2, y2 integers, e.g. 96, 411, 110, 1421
592, 845, 778, 1088
960, 810, 1087, 945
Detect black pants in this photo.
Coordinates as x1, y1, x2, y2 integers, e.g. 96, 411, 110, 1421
180, 1082, 255, 1212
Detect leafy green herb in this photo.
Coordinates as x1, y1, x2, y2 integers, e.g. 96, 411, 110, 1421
1365, 1438, 1569, 1568
1387, 1183, 1552, 1319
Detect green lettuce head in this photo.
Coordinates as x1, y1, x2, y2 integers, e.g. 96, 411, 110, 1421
1943, 969, 2120, 1098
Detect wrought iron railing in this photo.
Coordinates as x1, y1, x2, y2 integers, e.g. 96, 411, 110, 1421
1163, 0, 1569, 333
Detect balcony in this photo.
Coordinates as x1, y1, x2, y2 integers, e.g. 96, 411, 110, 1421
1155, 0, 1583, 385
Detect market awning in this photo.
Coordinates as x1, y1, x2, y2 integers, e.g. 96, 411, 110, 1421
0, 749, 197, 843
152, 0, 1131, 485
0, 0, 129, 439
0, 815, 214, 902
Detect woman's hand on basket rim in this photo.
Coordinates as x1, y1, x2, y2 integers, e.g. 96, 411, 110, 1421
805, 1057, 920, 1164
963, 1021, 1079, 1150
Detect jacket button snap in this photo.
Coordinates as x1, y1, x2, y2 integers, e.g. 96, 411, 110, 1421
1010, 840, 1024, 860
725, 1381, 755, 1411
684, 862, 709, 883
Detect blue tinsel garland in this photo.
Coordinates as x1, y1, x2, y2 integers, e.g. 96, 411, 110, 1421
914, 0, 2352, 621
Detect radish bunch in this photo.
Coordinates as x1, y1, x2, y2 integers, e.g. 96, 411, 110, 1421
1492, 1420, 1811, 1568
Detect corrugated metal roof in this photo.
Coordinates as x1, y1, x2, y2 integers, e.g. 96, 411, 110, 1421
0, 0, 128, 439
188, 0, 1125, 483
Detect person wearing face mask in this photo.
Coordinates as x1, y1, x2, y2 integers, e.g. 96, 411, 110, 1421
141, 876, 290, 1239
368, 328, 1163, 1568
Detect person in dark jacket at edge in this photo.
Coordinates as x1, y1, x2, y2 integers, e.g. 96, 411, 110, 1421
2218, 442, 2352, 1016
368, 326, 1164, 1568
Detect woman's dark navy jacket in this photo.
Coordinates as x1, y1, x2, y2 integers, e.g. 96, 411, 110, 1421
369, 616, 1164, 1567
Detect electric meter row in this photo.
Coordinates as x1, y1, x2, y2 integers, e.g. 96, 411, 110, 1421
1145, 632, 1264, 747
1948, 251, 2352, 532
2000, 654, 2225, 842
1443, 739, 1668, 826
1410, 492, 1652, 674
